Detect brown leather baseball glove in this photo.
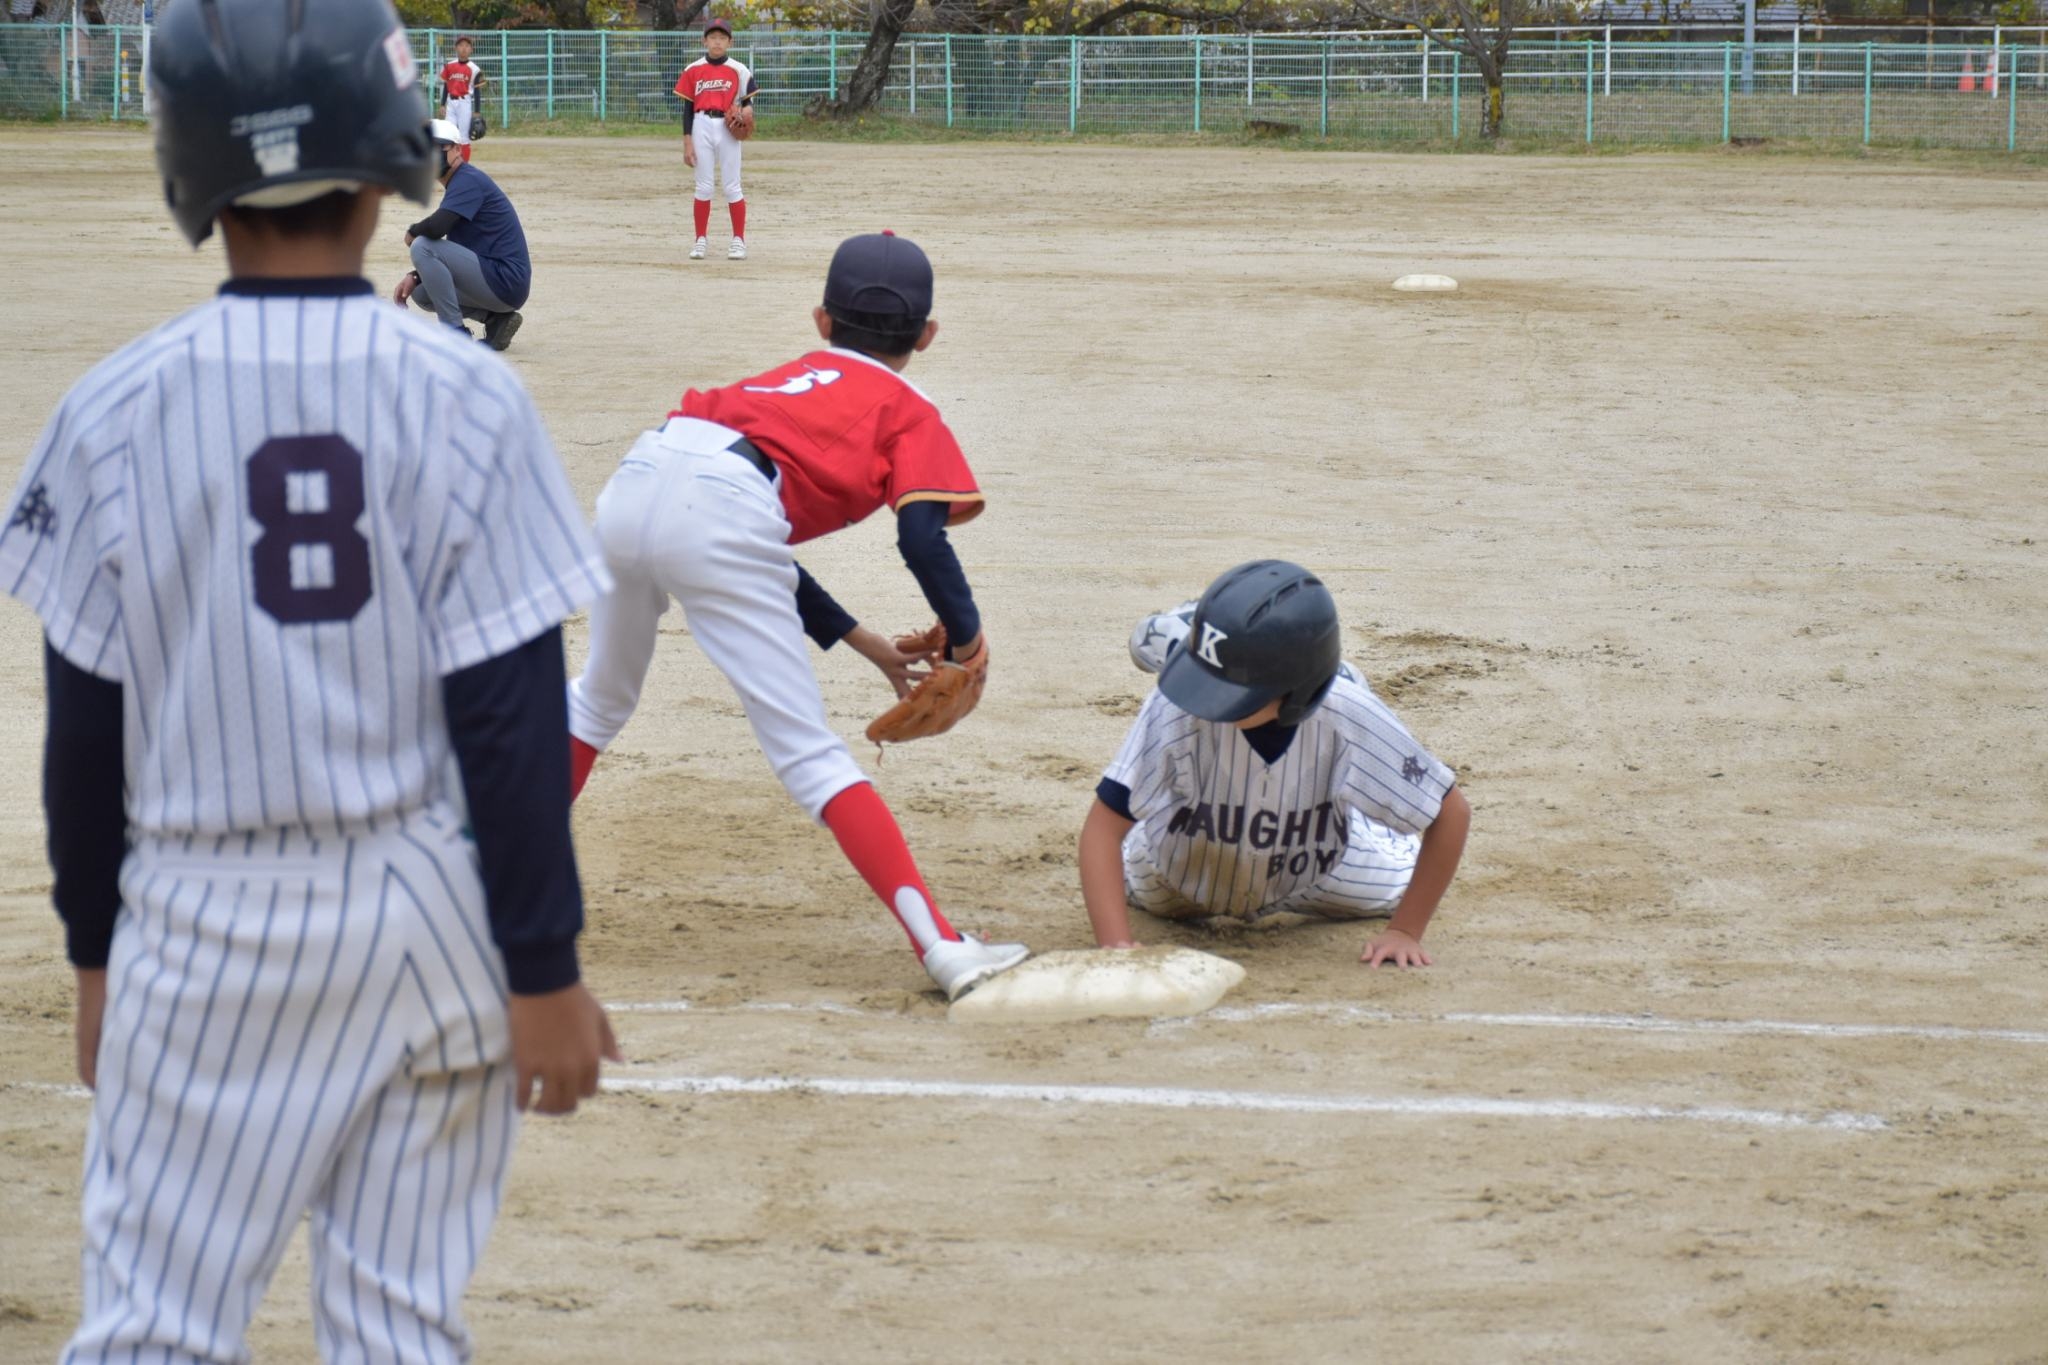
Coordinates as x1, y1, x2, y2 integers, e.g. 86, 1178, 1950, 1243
728, 106, 755, 141
866, 626, 988, 745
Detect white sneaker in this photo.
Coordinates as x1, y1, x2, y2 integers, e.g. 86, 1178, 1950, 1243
923, 935, 1030, 1001
728, 238, 748, 260
689, 236, 707, 260
1127, 600, 1200, 674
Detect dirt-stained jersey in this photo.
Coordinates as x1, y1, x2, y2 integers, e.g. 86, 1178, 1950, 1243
1104, 670, 1455, 917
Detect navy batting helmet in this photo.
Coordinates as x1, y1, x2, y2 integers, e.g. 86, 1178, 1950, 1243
1157, 561, 1343, 726
150, 0, 437, 245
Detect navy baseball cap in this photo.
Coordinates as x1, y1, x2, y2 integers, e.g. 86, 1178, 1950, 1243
823, 231, 933, 322
704, 17, 732, 35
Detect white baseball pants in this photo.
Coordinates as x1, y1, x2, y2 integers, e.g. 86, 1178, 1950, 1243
64, 808, 517, 1364
690, 115, 743, 205
567, 418, 867, 820
444, 95, 474, 146
1125, 809, 1421, 922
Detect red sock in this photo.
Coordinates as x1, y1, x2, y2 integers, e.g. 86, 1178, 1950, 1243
569, 737, 598, 802
821, 783, 959, 957
729, 200, 746, 240
692, 198, 710, 237
461, 144, 472, 163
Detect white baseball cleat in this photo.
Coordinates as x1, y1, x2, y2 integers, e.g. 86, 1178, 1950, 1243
689, 236, 707, 260
727, 237, 748, 260
923, 935, 1030, 1002
1127, 600, 1200, 674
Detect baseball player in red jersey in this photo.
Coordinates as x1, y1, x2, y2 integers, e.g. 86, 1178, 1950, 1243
674, 17, 757, 260
568, 233, 1029, 999
439, 34, 484, 162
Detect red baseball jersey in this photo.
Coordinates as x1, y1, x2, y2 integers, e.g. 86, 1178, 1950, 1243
674, 349, 983, 546
440, 59, 481, 100
673, 57, 756, 115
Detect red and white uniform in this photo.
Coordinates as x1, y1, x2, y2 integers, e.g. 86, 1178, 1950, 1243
567, 348, 981, 818
674, 56, 756, 209
440, 57, 482, 145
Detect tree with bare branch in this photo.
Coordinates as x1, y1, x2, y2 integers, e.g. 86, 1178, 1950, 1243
1340, 0, 1550, 138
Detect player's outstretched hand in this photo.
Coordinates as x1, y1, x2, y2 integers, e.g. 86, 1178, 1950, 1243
75, 967, 107, 1090
1361, 929, 1433, 968
392, 271, 418, 307
844, 624, 935, 699
508, 982, 622, 1116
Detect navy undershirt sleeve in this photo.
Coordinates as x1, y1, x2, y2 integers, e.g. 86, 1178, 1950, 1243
1095, 778, 1134, 821
443, 626, 584, 995
681, 102, 695, 134
895, 500, 981, 649
792, 563, 857, 649
43, 638, 125, 970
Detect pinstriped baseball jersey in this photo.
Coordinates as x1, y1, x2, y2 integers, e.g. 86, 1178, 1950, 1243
1104, 670, 1455, 918
0, 283, 608, 838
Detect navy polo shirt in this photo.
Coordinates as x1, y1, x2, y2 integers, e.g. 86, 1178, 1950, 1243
441, 162, 531, 309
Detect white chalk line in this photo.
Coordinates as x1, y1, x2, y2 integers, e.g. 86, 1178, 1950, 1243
609, 998, 2048, 1047
602, 1072, 1885, 1133
1, 1072, 1881, 1133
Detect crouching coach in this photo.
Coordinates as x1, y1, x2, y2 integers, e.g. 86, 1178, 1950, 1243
393, 118, 530, 349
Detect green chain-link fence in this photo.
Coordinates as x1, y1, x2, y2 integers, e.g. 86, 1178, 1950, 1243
4, 26, 2045, 151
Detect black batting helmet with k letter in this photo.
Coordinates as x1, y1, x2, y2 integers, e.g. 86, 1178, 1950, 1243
1157, 561, 1343, 725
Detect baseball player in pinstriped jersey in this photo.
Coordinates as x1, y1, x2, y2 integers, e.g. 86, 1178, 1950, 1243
1081, 562, 1471, 966
2, 1, 618, 1358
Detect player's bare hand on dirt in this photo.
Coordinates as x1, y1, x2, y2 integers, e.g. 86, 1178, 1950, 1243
75, 967, 106, 1090
1361, 929, 1433, 968
844, 625, 934, 699
392, 271, 418, 306
508, 983, 622, 1116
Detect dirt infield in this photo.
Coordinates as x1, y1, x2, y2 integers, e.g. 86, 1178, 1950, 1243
1, 128, 2045, 1362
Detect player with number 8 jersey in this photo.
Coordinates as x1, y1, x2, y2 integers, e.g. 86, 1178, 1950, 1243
2, 0, 618, 1359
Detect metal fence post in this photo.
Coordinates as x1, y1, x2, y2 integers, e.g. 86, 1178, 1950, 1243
910, 41, 917, 116
1193, 35, 1202, 132
113, 25, 122, 121
546, 30, 555, 120
59, 21, 68, 120
1585, 41, 1594, 142
828, 31, 838, 99
1247, 34, 1254, 106
501, 30, 510, 128
1862, 42, 1872, 144
1071, 36, 1080, 132
1603, 24, 1612, 96
945, 34, 954, 127
1721, 41, 1731, 142
599, 30, 608, 121
1422, 31, 1430, 102
2010, 42, 2020, 149
1451, 49, 1459, 139
1791, 26, 1800, 96
1319, 38, 1330, 137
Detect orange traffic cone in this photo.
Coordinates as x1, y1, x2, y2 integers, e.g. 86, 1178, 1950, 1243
1959, 52, 1978, 93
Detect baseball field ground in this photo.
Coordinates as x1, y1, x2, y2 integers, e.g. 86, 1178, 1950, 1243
1, 127, 2044, 1362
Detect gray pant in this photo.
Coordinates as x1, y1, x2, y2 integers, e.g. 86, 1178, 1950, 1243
409, 236, 513, 332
